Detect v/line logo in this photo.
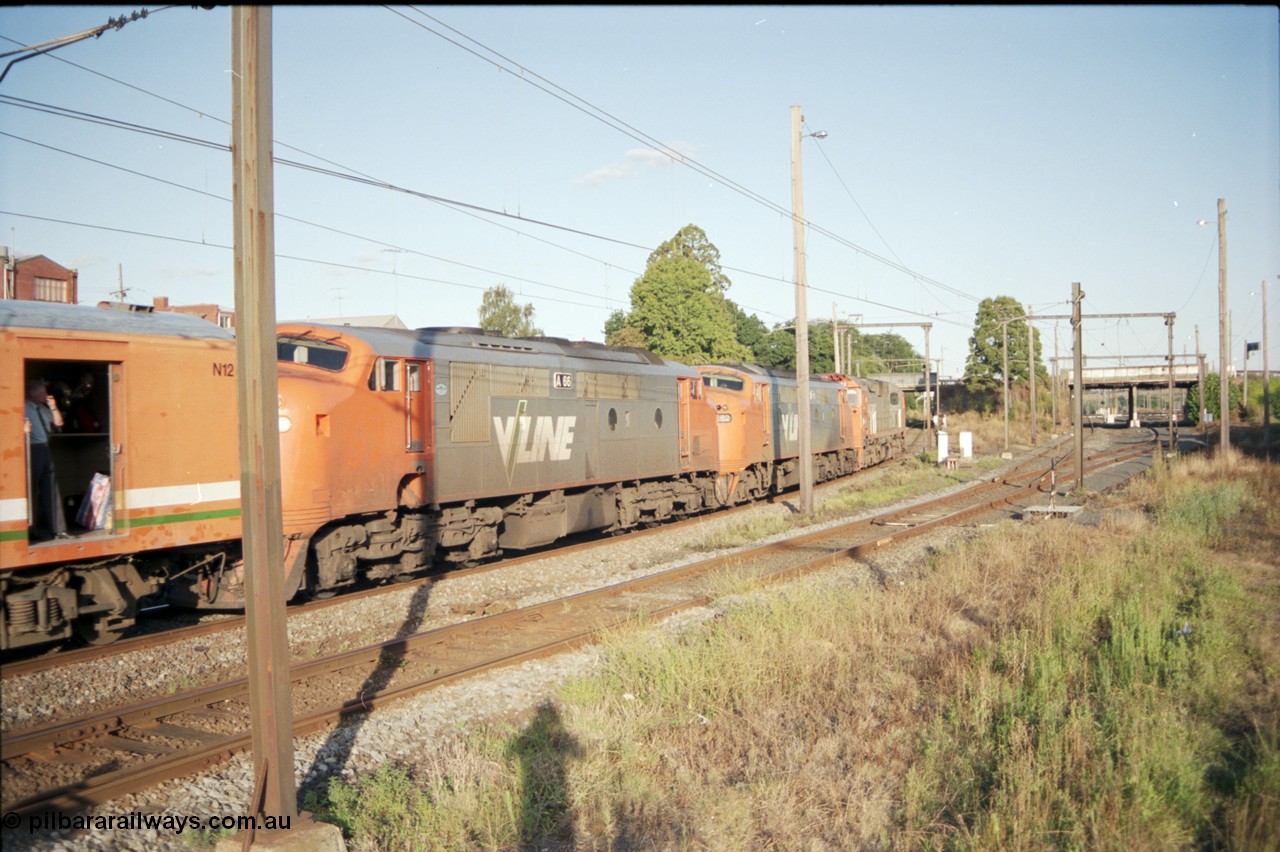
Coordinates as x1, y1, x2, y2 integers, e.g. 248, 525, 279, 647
493, 400, 576, 481
780, 412, 799, 441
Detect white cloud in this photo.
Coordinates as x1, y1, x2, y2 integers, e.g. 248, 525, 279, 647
574, 142, 699, 187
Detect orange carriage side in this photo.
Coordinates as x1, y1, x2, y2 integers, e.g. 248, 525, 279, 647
1, 301, 242, 648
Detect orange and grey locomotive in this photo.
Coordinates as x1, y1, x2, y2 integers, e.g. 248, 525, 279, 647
274, 325, 722, 598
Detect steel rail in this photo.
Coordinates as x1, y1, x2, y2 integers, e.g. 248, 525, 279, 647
1, 431, 1157, 815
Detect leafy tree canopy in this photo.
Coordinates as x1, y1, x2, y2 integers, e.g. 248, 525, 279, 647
858, 332, 919, 369
647, 224, 731, 293
964, 296, 1042, 390
478, 285, 543, 337
754, 321, 919, 377
626, 255, 750, 364
1185, 373, 1243, 426
728, 302, 770, 354
606, 226, 748, 363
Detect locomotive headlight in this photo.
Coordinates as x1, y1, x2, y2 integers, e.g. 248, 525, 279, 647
717, 413, 733, 423
278, 415, 292, 432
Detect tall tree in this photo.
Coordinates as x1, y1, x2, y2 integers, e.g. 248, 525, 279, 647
626, 255, 749, 364
478, 285, 543, 337
964, 296, 1040, 389
647, 224, 731, 293
753, 321, 913, 376
608, 226, 749, 364
1185, 373, 1242, 426
728, 302, 770, 356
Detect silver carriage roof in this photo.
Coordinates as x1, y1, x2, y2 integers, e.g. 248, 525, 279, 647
0, 300, 235, 340
282, 322, 700, 379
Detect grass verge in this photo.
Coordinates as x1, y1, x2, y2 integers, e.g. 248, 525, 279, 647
311, 453, 1279, 850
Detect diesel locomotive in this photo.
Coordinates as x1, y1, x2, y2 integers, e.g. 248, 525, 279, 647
2, 303, 909, 650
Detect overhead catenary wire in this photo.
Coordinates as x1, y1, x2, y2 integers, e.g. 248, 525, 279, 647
4, 8, 977, 334
0, 95, 958, 330
393, 5, 983, 306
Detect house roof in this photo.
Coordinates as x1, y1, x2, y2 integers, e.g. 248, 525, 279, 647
295, 314, 409, 329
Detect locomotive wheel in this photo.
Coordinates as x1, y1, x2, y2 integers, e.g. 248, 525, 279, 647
75, 614, 131, 646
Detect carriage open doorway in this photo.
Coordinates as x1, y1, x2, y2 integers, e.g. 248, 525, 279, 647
23, 359, 114, 544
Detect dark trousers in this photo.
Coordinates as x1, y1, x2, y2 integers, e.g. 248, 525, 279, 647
29, 441, 66, 539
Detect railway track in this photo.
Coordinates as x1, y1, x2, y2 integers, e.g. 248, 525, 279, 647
1, 437, 932, 681
0, 429, 1158, 817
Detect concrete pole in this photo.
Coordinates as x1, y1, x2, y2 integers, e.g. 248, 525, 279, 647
231, 6, 297, 821
1073, 283, 1085, 488
790, 105, 814, 515
1217, 198, 1230, 465
1196, 325, 1205, 433
1053, 325, 1060, 429
924, 324, 933, 451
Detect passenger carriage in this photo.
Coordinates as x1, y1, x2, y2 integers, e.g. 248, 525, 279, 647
0, 301, 243, 648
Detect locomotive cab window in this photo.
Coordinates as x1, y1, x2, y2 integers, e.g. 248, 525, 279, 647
277, 336, 348, 371
369, 358, 401, 392
701, 373, 744, 392
23, 360, 114, 544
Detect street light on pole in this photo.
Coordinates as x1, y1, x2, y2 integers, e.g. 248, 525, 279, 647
790, 105, 825, 516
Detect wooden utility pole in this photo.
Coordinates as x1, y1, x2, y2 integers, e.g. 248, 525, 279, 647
1166, 314, 1176, 453
112, 264, 128, 303
1244, 338, 1250, 404
790, 105, 814, 515
1264, 279, 1272, 456
232, 6, 297, 823
832, 302, 840, 375
1217, 198, 1230, 465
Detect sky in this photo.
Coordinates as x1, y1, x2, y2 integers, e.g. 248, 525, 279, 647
1, 5, 1276, 379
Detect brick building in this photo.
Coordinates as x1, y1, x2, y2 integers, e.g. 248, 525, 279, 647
151, 296, 236, 329
1, 249, 78, 304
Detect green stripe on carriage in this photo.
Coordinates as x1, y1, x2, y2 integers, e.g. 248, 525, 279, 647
120, 507, 242, 528
0, 508, 241, 542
